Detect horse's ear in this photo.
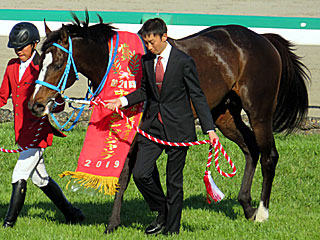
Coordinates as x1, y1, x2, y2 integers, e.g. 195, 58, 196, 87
44, 19, 52, 36
60, 24, 69, 44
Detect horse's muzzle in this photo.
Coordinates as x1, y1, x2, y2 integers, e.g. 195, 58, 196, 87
28, 101, 46, 117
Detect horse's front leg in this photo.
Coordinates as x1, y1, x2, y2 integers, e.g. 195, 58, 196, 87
104, 156, 131, 234
104, 141, 137, 234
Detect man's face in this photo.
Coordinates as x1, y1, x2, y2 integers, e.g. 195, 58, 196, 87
142, 33, 167, 55
14, 43, 35, 62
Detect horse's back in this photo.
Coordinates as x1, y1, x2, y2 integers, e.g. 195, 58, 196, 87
171, 25, 281, 109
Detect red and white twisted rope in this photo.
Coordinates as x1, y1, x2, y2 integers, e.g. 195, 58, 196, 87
209, 141, 236, 178
0, 116, 46, 153
92, 98, 237, 178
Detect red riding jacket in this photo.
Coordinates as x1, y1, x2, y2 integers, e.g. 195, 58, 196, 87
0, 52, 65, 148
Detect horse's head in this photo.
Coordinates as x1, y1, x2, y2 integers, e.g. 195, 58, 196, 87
28, 21, 79, 117
29, 11, 117, 117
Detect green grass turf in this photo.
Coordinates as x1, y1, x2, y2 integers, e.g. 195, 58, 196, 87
0, 122, 319, 239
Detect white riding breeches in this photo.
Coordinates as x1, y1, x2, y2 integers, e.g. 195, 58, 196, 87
12, 148, 49, 187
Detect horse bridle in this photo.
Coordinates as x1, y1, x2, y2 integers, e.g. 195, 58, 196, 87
35, 36, 79, 94
34, 33, 119, 131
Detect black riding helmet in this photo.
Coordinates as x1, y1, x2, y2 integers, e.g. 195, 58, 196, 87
8, 22, 40, 49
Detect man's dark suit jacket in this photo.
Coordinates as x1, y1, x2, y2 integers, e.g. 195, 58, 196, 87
126, 46, 215, 142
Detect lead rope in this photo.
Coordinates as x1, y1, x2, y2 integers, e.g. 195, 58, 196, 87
0, 116, 47, 153
114, 104, 236, 176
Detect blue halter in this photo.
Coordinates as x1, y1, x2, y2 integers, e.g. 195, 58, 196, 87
35, 36, 80, 93
35, 33, 119, 131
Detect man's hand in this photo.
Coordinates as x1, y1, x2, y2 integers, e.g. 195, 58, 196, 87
105, 98, 122, 111
208, 130, 219, 145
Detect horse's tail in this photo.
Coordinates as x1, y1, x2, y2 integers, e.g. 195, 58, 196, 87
263, 33, 311, 134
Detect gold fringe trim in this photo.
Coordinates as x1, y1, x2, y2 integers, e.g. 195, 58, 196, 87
59, 171, 120, 196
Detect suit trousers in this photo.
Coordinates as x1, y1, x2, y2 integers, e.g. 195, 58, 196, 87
132, 118, 189, 233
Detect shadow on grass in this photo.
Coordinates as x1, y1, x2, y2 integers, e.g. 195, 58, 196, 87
184, 194, 240, 220
0, 194, 243, 231
0, 199, 152, 228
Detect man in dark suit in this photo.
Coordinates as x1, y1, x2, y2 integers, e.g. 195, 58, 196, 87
106, 18, 218, 235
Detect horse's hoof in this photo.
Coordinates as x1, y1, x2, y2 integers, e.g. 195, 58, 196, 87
248, 209, 258, 221
245, 207, 257, 221
104, 225, 119, 234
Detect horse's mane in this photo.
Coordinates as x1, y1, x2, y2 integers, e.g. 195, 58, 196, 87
41, 11, 117, 52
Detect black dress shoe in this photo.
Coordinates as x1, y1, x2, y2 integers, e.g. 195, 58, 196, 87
145, 223, 164, 235
145, 212, 166, 235
3, 221, 14, 228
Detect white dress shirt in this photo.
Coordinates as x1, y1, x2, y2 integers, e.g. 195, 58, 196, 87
120, 42, 172, 107
153, 42, 171, 73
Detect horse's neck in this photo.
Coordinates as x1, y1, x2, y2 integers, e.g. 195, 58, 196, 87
75, 42, 108, 91
167, 37, 177, 48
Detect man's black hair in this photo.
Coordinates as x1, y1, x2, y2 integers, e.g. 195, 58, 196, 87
138, 18, 167, 37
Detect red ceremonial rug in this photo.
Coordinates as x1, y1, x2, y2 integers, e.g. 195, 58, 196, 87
60, 31, 145, 195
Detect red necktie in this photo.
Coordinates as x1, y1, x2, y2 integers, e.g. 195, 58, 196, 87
155, 56, 164, 123
155, 56, 164, 92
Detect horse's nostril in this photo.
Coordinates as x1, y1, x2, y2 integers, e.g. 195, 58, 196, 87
32, 102, 45, 115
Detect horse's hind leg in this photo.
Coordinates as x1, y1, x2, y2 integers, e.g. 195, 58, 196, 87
250, 120, 279, 222
213, 97, 260, 220
239, 34, 282, 222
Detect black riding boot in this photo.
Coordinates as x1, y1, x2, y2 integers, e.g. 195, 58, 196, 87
3, 179, 27, 228
40, 177, 84, 224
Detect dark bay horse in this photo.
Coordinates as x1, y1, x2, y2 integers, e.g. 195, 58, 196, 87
28, 13, 310, 233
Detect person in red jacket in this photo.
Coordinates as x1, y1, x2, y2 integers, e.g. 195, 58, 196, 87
1, 22, 84, 228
